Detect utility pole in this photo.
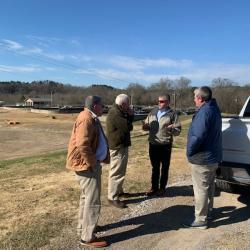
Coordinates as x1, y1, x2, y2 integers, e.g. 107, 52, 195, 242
172, 92, 176, 110
50, 91, 53, 107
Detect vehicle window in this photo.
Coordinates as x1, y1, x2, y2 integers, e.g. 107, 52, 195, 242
243, 101, 250, 117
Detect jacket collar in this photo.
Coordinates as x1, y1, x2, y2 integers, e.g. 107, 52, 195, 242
84, 107, 99, 121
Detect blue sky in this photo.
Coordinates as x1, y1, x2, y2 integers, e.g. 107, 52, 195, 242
1, 0, 250, 88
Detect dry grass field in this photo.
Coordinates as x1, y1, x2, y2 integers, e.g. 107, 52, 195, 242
2, 108, 249, 250
0, 108, 78, 160
0, 108, 191, 249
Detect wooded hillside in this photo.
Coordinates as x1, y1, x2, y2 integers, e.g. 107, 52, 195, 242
1, 78, 250, 114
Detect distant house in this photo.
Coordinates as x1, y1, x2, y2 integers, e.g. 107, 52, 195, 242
25, 97, 51, 107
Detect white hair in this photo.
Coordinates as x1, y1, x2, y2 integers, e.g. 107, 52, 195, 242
115, 94, 129, 105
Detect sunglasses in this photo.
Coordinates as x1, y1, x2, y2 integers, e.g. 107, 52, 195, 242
95, 103, 105, 108
158, 100, 167, 103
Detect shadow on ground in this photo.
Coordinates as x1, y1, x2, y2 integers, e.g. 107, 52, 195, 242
99, 185, 195, 243
124, 185, 194, 205
210, 189, 250, 228
100, 186, 250, 244
102, 204, 193, 244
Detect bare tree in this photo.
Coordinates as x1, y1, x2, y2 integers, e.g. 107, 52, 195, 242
126, 83, 146, 105
211, 78, 237, 88
173, 77, 192, 109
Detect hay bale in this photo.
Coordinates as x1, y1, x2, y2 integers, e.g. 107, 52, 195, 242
7, 121, 20, 125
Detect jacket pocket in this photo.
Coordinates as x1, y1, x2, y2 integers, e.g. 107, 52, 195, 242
69, 147, 82, 165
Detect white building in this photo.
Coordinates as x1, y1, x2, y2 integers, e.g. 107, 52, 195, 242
25, 97, 51, 107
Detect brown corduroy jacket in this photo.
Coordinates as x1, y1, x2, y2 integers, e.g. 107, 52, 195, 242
66, 108, 110, 172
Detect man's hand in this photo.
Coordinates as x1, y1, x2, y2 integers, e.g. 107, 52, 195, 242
166, 124, 174, 131
142, 121, 150, 131
164, 124, 175, 134
127, 106, 134, 116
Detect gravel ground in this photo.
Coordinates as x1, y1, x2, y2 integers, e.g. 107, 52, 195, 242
87, 181, 250, 250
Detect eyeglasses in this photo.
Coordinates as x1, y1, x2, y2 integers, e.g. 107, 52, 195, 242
158, 100, 167, 103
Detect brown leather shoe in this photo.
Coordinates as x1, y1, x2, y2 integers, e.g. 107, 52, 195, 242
108, 199, 127, 208
80, 238, 109, 248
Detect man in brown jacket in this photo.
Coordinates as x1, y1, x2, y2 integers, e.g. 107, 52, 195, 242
66, 95, 110, 248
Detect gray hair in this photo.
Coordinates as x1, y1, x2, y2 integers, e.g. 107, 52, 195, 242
194, 86, 212, 101
115, 94, 129, 105
159, 94, 170, 102
85, 95, 102, 110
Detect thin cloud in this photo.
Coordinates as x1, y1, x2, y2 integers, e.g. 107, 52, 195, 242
0, 64, 41, 73
27, 35, 81, 48
75, 67, 131, 83
68, 54, 92, 62
25, 47, 43, 54
74, 62, 250, 85
26, 35, 63, 44
70, 39, 81, 46
107, 55, 193, 70
181, 63, 250, 84
20, 46, 66, 61
2, 38, 67, 61
2, 39, 23, 50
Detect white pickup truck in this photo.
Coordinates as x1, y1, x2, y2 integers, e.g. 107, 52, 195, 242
216, 96, 250, 192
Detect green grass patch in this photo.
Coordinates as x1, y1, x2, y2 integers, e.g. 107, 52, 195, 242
0, 150, 67, 169
0, 150, 67, 178
179, 114, 193, 122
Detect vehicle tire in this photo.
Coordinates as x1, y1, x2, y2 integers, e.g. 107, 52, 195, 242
216, 179, 234, 193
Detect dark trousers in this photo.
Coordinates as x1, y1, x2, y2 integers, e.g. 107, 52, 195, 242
149, 143, 172, 191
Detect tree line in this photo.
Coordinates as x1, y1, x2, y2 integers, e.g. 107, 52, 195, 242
0, 77, 250, 114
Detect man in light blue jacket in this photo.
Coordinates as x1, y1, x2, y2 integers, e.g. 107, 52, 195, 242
184, 86, 222, 229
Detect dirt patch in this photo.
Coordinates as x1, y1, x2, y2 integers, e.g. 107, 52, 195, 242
0, 108, 77, 160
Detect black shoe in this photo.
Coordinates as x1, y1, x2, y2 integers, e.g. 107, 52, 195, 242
118, 192, 131, 198
146, 189, 159, 197
183, 220, 208, 229
207, 209, 215, 221
108, 199, 127, 209
156, 189, 166, 197
94, 225, 102, 233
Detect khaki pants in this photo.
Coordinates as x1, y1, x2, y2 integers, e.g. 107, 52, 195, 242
108, 147, 128, 200
191, 163, 218, 222
75, 163, 102, 242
